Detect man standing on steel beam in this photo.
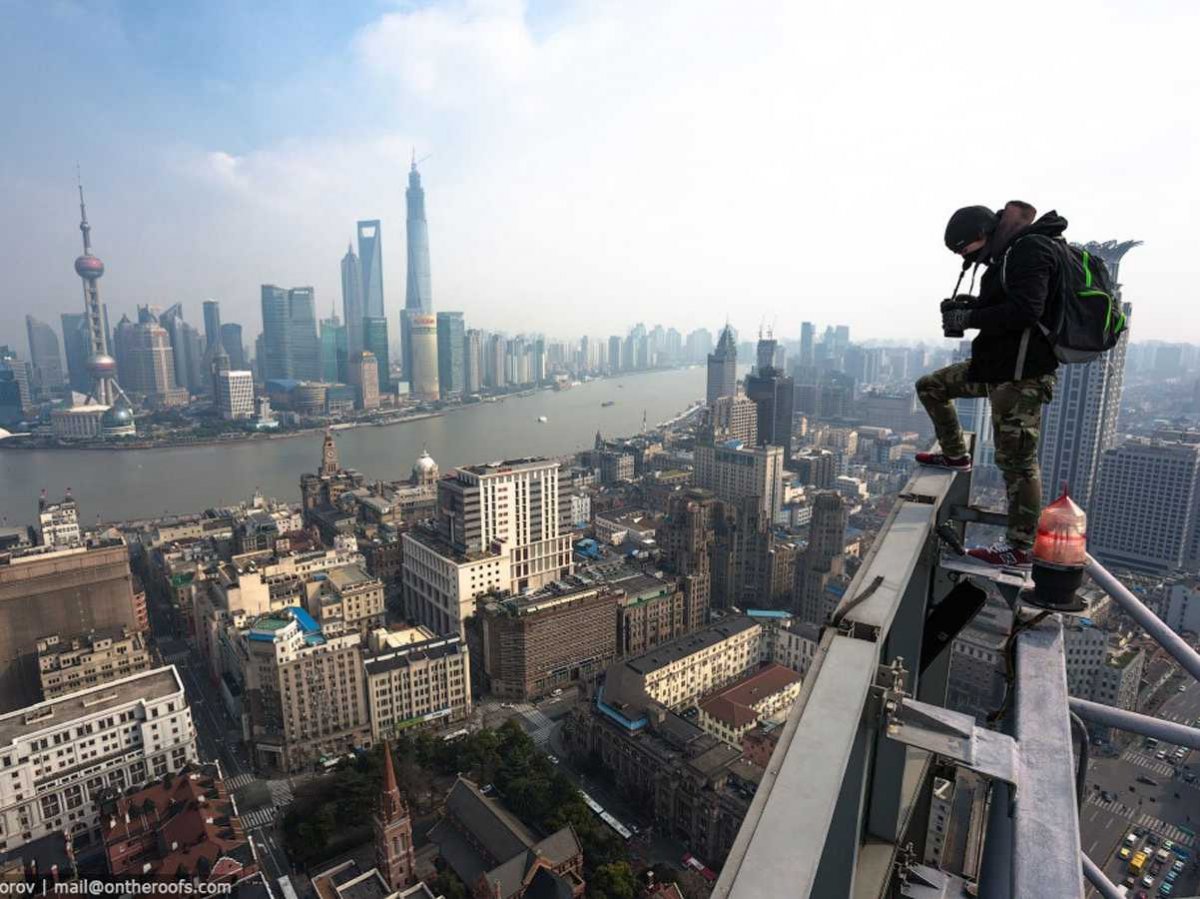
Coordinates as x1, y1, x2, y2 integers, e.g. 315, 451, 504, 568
914, 200, 1064, 568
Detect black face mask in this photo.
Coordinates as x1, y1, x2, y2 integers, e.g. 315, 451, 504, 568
959, 243, 989, 266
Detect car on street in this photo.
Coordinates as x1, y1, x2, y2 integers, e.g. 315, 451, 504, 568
1143, 874, 1156, 888
1157, 750, 1169, 759
1121, 846, 1133, 860
1147, 834, 1160, 846
1158, 884, 1172, 896
1184, 772, 1196, 783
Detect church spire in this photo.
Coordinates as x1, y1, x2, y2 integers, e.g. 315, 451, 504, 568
375, 741, 415, 889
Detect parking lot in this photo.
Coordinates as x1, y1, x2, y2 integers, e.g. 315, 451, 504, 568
1083, 680, 1200, 897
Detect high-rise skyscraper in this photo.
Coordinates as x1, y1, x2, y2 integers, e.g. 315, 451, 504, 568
402, 160, 433, 381
436, 312, 465, 400
608, 336, 622, 374
25, 315, 64, 399
260, 285, 292, 381
288, 287, 321, 381
405, 159, 432, 314
220, 322, 246, 370
408, 314, 440, 401
358, 220, 385, 319
341, 243, 364, 357
71, 180, 131, 426
795, 492, 847, 626
1091, 438, 1200, 575
61, 312, 93, 395
464, 329, 483, 394
349, 351, 380, 410
660, 488, 720, 630
363, 317, 391, 395
215, 370, 254, 420
158, 304, 189, 391
706, 325, 738, 407
202, 300, 222, 350
755, 329, 777, 375
124, 308, 182, 405
745, 367, 796, 459
694, 441, 784, 520
532, 338, 546, 385
319, 313, 347, 383
799, 321, 816, 371
1038, 240, 1140, 513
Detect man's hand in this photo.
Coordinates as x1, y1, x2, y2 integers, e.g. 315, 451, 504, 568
942, 305, 973, 335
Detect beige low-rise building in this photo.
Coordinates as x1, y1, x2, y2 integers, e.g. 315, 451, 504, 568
37, 627, 153, 701
604, 616, 763, 712
310, 564, 386, 637
237, 607, 368, 773
363, 627, 471, 740
697, 663, 802, 747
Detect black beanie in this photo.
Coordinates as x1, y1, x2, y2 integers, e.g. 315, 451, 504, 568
944, 206, 998, 251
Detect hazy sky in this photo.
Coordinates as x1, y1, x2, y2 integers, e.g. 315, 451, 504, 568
3, 0, 1197, 354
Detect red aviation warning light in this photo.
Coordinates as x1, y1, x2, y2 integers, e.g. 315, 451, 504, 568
1033, 491, 1088, 567
1028, 489, 1088, 611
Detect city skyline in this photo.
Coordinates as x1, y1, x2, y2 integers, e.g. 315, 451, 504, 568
3, 2, 1198, 349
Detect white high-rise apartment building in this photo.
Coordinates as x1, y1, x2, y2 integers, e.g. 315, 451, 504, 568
1090, 439, 1200, 574
0, 667, 195, 853
216, 369, 254, 420
402, 458, 572, 635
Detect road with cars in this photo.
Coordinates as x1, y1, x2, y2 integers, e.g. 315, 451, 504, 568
1083, 679, 1200, 898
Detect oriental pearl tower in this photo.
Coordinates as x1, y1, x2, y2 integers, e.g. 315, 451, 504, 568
73, 178, 134, 433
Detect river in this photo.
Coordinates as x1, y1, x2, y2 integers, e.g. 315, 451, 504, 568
0, 366, 710, 524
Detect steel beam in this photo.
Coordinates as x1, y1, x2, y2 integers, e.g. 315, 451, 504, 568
1069, 697, 1200, 749
714, 636, 878, 898
1086, 555, 1200, 682
1081, 853, 1124, 899
1011, 615, 1084, 897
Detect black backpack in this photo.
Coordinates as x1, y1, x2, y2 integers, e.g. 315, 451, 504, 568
1004, 237, 1128, 364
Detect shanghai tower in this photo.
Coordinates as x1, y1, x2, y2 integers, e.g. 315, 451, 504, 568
402, 156, 433, 379
405, 158, 432, 313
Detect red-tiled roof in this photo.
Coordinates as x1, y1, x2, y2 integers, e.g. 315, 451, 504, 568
104, 767, 253, 883
699, 663, 801, 730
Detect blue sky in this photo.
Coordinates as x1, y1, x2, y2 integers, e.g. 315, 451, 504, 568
2, 0, 1198, 354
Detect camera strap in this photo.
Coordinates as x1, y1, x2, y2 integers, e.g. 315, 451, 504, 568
949, 261, 980, 301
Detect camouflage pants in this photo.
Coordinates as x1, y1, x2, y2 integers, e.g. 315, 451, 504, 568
915, 361, 1056, 549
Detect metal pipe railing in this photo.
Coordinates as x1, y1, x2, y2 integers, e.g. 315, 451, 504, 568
1082, 853, 1125, 899
1069, 697, 1200, 749
1085, 556, 1200, 682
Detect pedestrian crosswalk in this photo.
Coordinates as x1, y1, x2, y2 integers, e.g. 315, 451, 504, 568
1122, 749, 1177, 778
225, 772, 254, 791
267, 779, 294, 807
1136, 812, 1196, 847
521, 708, 555, 747
1086, 793, 1135, 817
241, 806, 277, 830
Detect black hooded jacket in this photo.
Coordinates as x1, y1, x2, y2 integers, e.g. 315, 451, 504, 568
965, 210, 1068, 384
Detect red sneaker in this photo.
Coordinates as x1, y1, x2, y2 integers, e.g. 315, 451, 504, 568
967, 543, 1032, 568
915, 451, 973, 473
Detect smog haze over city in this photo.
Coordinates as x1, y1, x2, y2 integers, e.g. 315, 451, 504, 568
2, 0, 1199, 346
3, 4, 1200, 899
